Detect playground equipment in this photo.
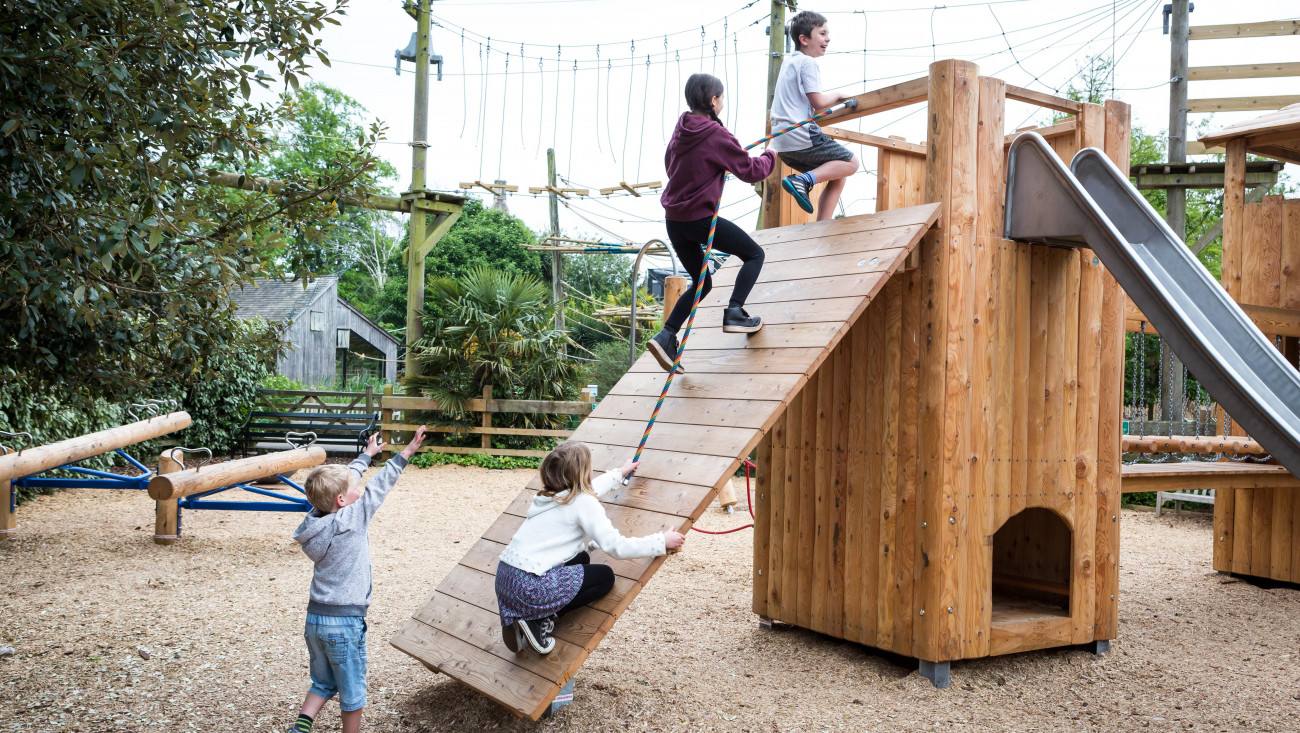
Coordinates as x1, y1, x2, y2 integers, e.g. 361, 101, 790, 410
0, 407, 327, 544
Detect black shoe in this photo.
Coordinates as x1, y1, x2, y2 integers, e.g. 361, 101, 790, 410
646, 329, 686, 373
781, 175, 814, 214
517, 616, 556, 655
722, 306, 763, 334
502, 622, 524, 653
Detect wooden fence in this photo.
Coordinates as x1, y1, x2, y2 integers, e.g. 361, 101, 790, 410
379, 385, 594, 458
256, 387, 379, 414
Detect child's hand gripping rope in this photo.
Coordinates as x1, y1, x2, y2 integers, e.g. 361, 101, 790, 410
622, 97, 859, 486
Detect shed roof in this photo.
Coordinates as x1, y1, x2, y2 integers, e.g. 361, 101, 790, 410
229, 277, 336, 323
1199, 103, 1300, 165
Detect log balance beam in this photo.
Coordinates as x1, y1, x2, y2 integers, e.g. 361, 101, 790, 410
0, 411, 192, 485
147, 446, 327, 502
1122, 435, 1269, 455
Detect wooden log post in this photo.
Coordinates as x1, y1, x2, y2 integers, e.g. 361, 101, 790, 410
147, 447, 327, 501
381, 383, 394, 461
481, 385, 493, 452
0, 471, 14, 540
0, 412, 192, 484
662, 276, 689, 328
154, 450, 183, 546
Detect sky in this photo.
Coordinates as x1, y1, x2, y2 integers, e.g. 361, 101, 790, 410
296, 0, 1299, 257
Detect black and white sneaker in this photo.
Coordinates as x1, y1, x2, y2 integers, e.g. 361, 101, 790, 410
517, 616, 556, 655
722, 306, 763, 334
781, 175, 814, 214
646, 329, 686, 373
502, 622, 525, 653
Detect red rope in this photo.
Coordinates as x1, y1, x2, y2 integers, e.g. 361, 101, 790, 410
690, 459, 756, 535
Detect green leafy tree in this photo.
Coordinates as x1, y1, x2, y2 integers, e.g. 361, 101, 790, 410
424, 200, 545, 280
405, 267, 578, 415
0, 0, 381, 395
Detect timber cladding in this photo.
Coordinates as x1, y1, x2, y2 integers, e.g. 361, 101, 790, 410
1214, 194, 1300, 581
751, 61, 1131, 663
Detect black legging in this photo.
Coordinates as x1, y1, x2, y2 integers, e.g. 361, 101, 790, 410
558, 551, 615, 617
663, 215, 765, 334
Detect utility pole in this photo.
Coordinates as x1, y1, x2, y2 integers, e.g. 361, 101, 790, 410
1160, 0, 1191, 423
759, 0, 791, 229
547, 148, 565, 344
403, 0, 432, 379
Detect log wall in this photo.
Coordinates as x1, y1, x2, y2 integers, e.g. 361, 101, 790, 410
752, 61, 1132, 662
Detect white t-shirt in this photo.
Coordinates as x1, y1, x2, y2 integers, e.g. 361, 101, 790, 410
769, 51, 822, 153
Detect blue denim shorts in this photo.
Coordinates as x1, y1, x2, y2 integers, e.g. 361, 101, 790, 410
305, 613, 367, 712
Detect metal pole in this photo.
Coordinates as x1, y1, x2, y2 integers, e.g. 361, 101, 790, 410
1160, 0, 1191, 423
404, 0, 432, 379
547, 149, 565, 346
628, 240, 666, 367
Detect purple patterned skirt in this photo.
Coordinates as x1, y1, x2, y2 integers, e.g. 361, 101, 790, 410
495, 561, 584, 627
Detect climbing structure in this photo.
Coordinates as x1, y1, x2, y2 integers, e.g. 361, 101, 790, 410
391, 203, 941, 719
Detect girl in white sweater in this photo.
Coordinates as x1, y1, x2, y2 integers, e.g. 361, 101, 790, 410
496, 441, 686, 654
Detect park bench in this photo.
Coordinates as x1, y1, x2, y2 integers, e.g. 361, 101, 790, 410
1155, 487, 1215, 517
237, 411, 377, 456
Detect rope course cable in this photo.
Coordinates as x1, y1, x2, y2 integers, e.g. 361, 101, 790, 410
661, 36, 669, 142
621, 40, 633, 182
535, 55, 544, 155
497, 52, 509, 180
568, 60, 578, 176
458, 30, 467, 138
594, 45, 603, 153
605, 57, 616, 164
477, 41, 489, 180
553, 45, 561, 152
519, 44, 526, 149
473, 42, 484, 149
636, 54, 650, 184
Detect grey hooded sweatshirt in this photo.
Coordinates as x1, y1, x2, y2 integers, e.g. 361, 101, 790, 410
293, 453, 408, 617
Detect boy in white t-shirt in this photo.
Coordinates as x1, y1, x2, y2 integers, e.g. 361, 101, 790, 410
769, 10, 860, 221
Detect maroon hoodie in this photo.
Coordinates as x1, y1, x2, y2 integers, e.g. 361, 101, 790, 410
661, 112, 776, 222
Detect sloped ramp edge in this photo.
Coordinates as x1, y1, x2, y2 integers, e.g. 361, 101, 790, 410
392, 203, 941, 720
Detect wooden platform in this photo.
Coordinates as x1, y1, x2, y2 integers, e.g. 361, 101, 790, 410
390, 204, 942, 719
1120, 461, 1300, 493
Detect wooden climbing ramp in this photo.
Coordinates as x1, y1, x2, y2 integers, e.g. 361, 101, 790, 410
391, 203, 941, 719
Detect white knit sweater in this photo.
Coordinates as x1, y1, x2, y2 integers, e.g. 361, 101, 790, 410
498, 469, 666, 575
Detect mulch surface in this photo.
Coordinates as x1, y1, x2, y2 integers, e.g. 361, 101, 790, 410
2, 463, 1298, 731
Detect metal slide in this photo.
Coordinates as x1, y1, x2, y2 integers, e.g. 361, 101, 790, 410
1005, 132, 1300, 476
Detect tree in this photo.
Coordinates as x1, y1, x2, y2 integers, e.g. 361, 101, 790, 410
423, 200, 545, 281
405, 267, 578, 427
0, 0, 382, 394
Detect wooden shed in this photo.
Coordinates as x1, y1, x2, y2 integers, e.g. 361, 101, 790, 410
229, 276, 400, 385
1198, 107, 1300, 583
751, 60, 1132, 682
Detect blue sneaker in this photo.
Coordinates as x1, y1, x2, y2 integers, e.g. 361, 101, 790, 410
782, 175, 814, 214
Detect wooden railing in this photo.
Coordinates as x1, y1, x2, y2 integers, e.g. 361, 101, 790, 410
379, 385, 594, 458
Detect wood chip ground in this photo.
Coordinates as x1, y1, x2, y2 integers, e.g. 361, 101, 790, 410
2, 463, 1298, 731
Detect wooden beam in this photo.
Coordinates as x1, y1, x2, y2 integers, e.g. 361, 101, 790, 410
820, 126, 926, 156
1126, 300, 1300, 338
1188, 62, 1300, 81
205, 170, 423, 213
1189, 20, 1300, 40
1122, 435, 1268, 455
147, 446, 327, 501
1189, 96, 1300, 114
527, 186, 589, 198
1004, 119, 1076, 147
597, 181, 662, 196
1121, 463, 1300, 494
459, 181, 520, 194
1186, 141, 1225, 155
1005, 85, 1082, 115
0, 412, 192, 484
1131, 170, 1279, 190
814, 76, 930, 126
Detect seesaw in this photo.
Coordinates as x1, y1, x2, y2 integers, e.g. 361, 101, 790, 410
0, 401, 326, 544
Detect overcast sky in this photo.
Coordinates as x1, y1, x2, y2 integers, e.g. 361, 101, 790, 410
300, 0, 1298, 251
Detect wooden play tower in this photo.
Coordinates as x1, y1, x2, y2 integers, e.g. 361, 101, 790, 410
751, 59, 1132, 683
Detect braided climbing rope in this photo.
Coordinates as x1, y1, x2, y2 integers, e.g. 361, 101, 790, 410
626, 99, 859, 482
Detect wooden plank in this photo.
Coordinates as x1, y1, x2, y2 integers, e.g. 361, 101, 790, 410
712, 248, 906, 288
1253, 486, 1274, 577
821, 125, 927, 155
741, 224, 923, 263
1026, 248, 1050, 512
627, 347, 823, 377
1188, 62, 1300, 81
1012, 241, 1033, 521
780, 389, 803, 625
892, 267, 922, 653
1005, 85, 1082, 114
382, 395, 591, 415
390, 621, 559, 720
753, 432, 771, 617
1233, 488, 1255, 575
1281, 201, 1300, 311
1190, 96, 1300, 114
1125, 300, 1300, 338
797, 373, 818, 630
568, 417, 756, 457
844, 317, 868, 643
681, 322, 843, 351
708, 271, 887, 307
1189, 20, 1300, 40
589, 395, 777, 429
812, 352, 834, 636
583, 443, 738, 488
1291, 486, 1300, 583
748, 204, 940, 247
871, 277, 901, 647
988, 606, 1072, 656
829, 330, 850, 639
690, 299, 863, 329
816, 76, 931, 126
1271, 484, 1294, 580
1258, 196, 1285, 308
605, 372, 798, 402
1004, 119, 1076, 147
764, 412, 786, 618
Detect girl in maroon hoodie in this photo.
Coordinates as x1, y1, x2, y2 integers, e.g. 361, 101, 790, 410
647, 73, 776, 373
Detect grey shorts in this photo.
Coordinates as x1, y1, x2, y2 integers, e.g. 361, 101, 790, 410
777, 127, 854, 173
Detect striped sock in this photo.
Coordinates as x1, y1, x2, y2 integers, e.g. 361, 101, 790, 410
290, 714, 313, 732
798, 171, 818, 186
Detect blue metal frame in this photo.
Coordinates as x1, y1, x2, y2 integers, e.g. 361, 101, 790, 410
178, 474, 310, 513
13, 449, 153, 492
